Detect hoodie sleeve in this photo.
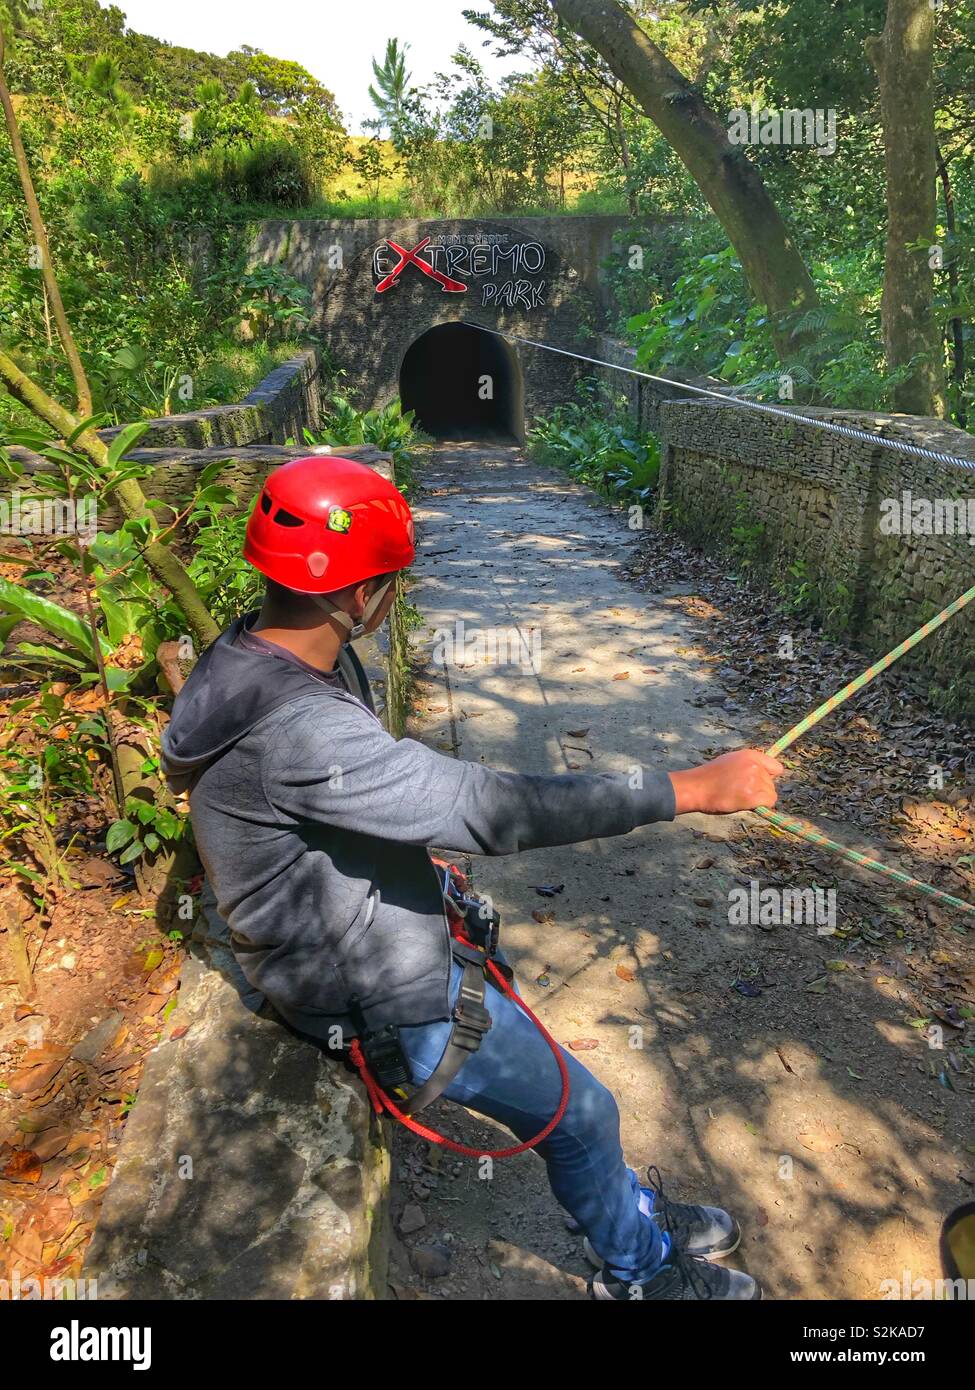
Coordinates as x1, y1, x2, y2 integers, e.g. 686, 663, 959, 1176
260, 694, 675, 855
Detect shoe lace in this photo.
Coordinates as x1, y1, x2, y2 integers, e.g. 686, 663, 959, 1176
670, 1246, 715, 1301
647, 1164, 709, 1247
646, 1165, 682, 1240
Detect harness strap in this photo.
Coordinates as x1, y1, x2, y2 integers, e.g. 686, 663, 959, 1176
401, 959, 491, 1115
349, 954, 571, 1159
349, 863, 572, 1158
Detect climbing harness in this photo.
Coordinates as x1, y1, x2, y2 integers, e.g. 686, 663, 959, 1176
350, 862, 571, 1158
475, 325, 975, 920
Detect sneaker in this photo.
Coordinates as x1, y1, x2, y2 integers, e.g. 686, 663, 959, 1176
589, 1248, 762, 1301
583, 1168, 741, 1267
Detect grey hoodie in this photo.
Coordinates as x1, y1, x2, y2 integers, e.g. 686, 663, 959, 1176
160, 615, 676, 1036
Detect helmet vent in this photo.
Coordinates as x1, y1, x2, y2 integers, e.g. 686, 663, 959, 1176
272, 507, 304, 528
259, 491, 272, 514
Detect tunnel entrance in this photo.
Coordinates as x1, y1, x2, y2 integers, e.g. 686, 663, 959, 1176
399, 322, 522, 442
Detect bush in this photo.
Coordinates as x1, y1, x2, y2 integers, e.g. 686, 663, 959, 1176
233, 140, 317, 207
306, 394, 423, 494
527, 379, 660, 505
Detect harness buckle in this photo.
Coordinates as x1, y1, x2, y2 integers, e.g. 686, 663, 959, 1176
451, 984, 492, 1053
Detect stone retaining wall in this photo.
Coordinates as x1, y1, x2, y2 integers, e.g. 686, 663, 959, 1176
596, 336, 975, 715
99, 348, 322, 449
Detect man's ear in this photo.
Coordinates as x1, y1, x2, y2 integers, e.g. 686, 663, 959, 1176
352, 579, 374, 616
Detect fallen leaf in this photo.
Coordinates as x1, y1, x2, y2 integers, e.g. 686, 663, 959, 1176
33, 1128, 71, 1163
615, 964, 636, 983
7, 1056, 68, 1098
566, 1039, 599, 1051
775, 1048, 796, 1075
3, 1148, 42, 1183
797, 1124, 844, 1153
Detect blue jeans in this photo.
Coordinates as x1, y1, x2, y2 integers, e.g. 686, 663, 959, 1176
398, 958, 664, 1283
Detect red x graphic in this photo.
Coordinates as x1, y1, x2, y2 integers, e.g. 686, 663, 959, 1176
375, 237, 468, 294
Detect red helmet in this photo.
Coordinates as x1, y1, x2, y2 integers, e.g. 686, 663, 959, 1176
243, 454, 415, 593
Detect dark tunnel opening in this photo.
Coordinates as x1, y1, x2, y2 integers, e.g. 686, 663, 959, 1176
399, 322, 523, 442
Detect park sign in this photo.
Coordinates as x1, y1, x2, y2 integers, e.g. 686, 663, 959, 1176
373, 232, 548, 308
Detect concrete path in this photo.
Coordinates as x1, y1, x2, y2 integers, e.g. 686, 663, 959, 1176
390, 442, 956, 1302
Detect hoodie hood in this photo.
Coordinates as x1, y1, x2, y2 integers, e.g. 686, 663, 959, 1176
160, 614, 354, 793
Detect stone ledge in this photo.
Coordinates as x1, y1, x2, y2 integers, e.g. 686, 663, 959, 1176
12, 443, 393, 526
83, 954, 391, 1300
98, 349, 322, 450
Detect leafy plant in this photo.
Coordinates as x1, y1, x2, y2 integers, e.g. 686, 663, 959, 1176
0, 694, 108, 902
527, 379, 660, 504
106, 786, 185, 867
229, 263, 310, 343
303, 393, 424, 493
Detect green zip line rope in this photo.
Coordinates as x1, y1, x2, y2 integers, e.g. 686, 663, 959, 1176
753, 582, 975, 919
752, 808, 975, 918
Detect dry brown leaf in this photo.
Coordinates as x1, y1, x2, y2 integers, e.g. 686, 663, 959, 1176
3, 1148, 43, 1183
7, 1055, 68, 1098
32, 1129, 72, 1163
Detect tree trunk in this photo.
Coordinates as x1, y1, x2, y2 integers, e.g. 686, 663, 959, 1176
551, 0, 818, 357
866, 0, 947, 417
0, 38, 93, 418
936, 142, 964, 425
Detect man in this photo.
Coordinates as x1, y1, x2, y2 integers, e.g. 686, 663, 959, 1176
161, 455, 783, 1301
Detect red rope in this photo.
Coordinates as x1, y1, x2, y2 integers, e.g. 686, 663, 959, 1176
349, 959, 571, 1158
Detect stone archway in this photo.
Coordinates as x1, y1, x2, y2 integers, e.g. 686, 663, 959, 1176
251, 216, 657, 426
399, 321, 523, 442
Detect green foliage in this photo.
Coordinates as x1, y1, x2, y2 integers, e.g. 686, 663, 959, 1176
228, 262, 311, 341
368, 38, 412, 135
0, 693, 106, 897
527, 380, 660, 504
222, 140, 316, 207
388, 51, 582, 215
624, 243, 920, 412
348, 137, 389, 207
0, 575, 113, 674
305, 394, 424, 494
0, 4, 339, 429
771, 557, 852, 634
106, 788, 186, 867
627, 246, 776, 385
183, 501, 264, 629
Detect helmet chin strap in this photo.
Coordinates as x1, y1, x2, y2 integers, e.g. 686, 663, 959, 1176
310, 578, 394, 642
